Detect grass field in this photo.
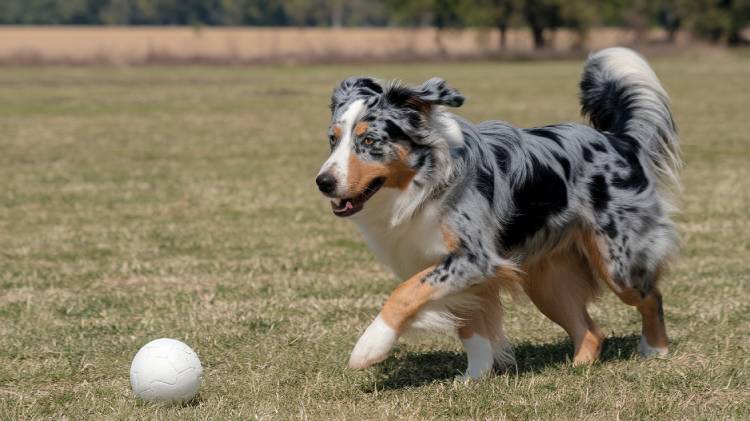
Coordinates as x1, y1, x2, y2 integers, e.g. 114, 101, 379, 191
0, 55, 748, 419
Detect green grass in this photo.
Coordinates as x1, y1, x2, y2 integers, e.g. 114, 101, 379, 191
0, 55, 748, 419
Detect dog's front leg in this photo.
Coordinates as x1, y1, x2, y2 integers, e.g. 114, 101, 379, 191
348, 253, 520, 370
348, 266, 445, 369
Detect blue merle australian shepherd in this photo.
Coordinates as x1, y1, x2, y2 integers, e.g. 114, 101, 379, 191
315, 47, 681, 379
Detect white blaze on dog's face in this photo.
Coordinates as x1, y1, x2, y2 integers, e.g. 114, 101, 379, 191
315, 77, 465, 218
319, 98, 365, 197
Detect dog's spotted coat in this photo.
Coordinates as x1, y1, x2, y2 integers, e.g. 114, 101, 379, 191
317, 48, 680, 378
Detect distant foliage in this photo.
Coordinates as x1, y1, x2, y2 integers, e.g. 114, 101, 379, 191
0, 0, 747, 45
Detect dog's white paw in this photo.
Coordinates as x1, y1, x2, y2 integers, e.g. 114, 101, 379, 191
638, 335, 668, 358
461, 335, 494, 380
348, 315, 398, 369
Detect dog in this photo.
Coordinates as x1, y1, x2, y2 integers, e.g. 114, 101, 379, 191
315, 47, 680, 379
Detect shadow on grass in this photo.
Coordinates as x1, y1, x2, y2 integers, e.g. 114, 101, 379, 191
362, 334, 642, 392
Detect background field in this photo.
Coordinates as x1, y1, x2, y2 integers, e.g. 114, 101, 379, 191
0, 55, 748, 419
0, 26, 700, 65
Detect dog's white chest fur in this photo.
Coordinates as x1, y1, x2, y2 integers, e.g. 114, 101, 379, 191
351, 188, 448, 279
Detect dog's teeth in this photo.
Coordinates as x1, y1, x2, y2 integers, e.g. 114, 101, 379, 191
333, 198, 341, 207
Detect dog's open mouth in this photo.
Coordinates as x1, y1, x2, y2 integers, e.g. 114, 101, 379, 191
331, 177, 386, 217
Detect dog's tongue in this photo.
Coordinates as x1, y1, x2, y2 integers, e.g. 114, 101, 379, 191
345, 200, 353, 210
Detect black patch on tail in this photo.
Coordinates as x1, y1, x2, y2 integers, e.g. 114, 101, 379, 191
606, 134, 649, 192
580, 77, 635, 134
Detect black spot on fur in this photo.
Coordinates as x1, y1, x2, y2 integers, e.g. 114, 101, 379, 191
354, 78, 383, 94
582, 146, 593, 163
491, 144, 510, 174
526, 127, 563, 147
475, 167, 495, 203
591, 142, 607, 153
553, 152, 571, 179
414, 150, 431, 169
498, 156, 568, 249
589, 174, 611, 212
604, 219, 618, 239
384, 119, 408, 141
406, 110, 423, 130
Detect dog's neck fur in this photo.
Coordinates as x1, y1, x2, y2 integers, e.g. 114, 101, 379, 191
351, 188, 449, 279
349, 111, 464, 278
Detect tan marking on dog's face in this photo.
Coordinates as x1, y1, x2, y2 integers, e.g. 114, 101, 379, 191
354, 122, 368, 136
332, 125, 342, 139
344, 145, 415, 197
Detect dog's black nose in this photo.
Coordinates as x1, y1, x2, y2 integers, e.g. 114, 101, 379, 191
316, 172, 337, 195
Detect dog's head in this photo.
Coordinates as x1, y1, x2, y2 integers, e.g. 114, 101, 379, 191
316, 77, 464, 217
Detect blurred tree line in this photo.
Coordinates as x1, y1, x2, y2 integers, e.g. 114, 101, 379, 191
1, 0, 748, 47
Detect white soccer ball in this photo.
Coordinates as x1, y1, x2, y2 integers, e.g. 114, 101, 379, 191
129, 338, 203, 403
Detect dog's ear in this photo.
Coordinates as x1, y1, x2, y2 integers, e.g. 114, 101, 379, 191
330, 77, 383, 113
413, 78, 465, 107
384, 78, 465, 113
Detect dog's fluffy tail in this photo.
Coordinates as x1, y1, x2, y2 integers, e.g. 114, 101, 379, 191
580, 47, 681, 193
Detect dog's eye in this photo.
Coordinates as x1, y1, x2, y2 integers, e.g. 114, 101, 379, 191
328, 134, 336, 146
364, 138, 374, 146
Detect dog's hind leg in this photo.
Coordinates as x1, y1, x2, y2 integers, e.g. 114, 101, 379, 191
577, 225, 670, 358
524, 251, 604, 365
454, 280, 514, 380
614, 285, 668, 357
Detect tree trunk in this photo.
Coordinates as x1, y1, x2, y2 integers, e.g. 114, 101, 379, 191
435, 28, 447, 57
531, 25, 545, 49
498, 23, 507, 51
330, 0, 343, 27
667, 28, 677, 43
